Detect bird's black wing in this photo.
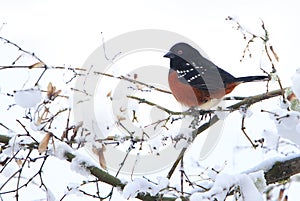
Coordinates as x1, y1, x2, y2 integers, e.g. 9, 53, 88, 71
178, 55, 236, 92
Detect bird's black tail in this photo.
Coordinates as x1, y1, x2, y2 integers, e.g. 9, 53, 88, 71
234, 75, 269, 83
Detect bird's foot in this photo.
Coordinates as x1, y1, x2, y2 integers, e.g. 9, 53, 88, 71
187, 107, 213, 129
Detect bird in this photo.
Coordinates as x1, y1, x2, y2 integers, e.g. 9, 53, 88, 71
164, 42, 269, 109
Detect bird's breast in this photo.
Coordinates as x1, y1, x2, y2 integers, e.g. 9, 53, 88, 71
168, 70, 237, 109
168, 70, 210, 107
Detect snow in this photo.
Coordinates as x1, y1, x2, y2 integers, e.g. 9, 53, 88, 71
262, 129, 279, 150
207, 169, 218, 181
238, 174, 263, 201
169, 126, 194, 150
4, 136, 22, 155
30, 120, 47, 131
244, 153, 300, 174
48, 140, 74, 160
70, 151, 99, 177
207, 165, 224, 181
156, 176, 169, 190
296, 123, 300, 134
190, 195, 210, 201
122, 177, 169, 199
14, 88, 42, 108
123, 178, 153, 199
270, 109, 300, 146
0, 158, 19, 178
1, 1, 300, 200
190, 172, 264, 201
1, 135, 36, 178
46, 188, 57, 201
278, 111, 300, 129
174, 138, 189, 149
65, 183, 84, 197
239, 105, 253, 118
279, 98, 290, 109
214, 109, 230, 120
292, 68, 300, 100
70, 156, 91, 176
2, 135, 34, 157
208, 174, 235, 200
147, 137, 164, 154
248, 170, 266, 193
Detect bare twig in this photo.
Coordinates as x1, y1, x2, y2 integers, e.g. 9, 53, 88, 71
127, 95, 181, 115
0, 37, 44, 63
227, 17, 286, 106
241, 115, 258, 148
180, 159, 184, 195
95, 71, 171, 94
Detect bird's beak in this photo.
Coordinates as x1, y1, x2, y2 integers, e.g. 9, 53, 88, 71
163, 51, 175, 58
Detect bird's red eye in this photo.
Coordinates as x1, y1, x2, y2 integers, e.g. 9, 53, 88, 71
177, 50, 183, 55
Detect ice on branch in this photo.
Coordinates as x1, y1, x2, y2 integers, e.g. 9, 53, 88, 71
14, 88, 42, 108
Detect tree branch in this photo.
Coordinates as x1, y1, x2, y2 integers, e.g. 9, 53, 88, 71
0, 88, 296, 201
0, 136, 300, 200
265, 155, 300, 184
166, 88, 284, 179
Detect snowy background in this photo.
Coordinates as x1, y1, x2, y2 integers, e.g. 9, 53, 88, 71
1, 0, 300, 200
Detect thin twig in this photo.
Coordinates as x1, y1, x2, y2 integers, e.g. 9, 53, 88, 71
127, 95, 181, 115
241, 115, 257, 148
0, 36, 44, 63
95, 71, 171, 94
180, 159, 184, 195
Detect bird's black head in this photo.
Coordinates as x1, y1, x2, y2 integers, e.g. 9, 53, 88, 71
164, 42, 200, 59
164, 42, 202, 71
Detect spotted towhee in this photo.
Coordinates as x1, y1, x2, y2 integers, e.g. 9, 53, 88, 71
164, 43, 269, 109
